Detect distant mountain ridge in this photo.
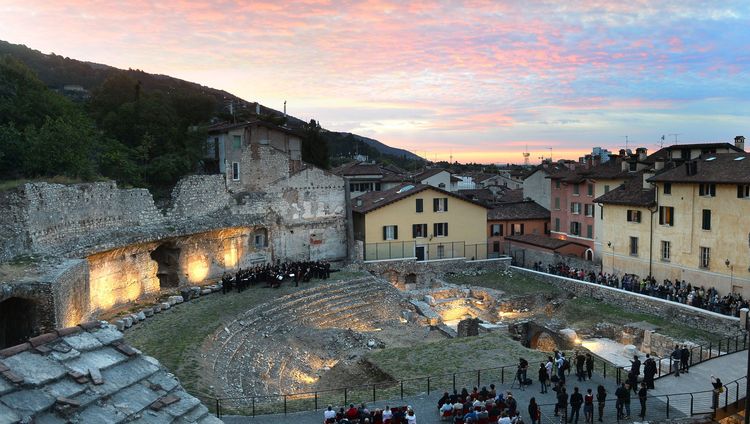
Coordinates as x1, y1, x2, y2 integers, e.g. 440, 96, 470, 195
0, 40, 422, 163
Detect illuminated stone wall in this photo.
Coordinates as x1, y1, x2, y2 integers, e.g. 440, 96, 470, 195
85, 227, 265, 315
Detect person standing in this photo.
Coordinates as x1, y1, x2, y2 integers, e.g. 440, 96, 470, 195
596, 385, 607, 423
583, 388, 594, 424
575, 352, 586, 382
585, 353, 594, 380
711, 376, 724, 409
569, 387, 583, 424
539, 362, 549, 394
638, 382, 648, 419
671, 345, 681, 377
556, 387, 568, 424
528, 397, 541, 424
615, 383, 629, 419
681, 345, 690, 373
643, 354, 656, 389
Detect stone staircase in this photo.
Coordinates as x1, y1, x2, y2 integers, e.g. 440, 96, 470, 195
203, 277, 413, 404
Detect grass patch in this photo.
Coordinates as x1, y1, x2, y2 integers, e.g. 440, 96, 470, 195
368, 332, 546, 383
445, 270, 563, 296
559, 297, 719, 343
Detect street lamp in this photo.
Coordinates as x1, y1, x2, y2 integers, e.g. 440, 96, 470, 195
607, 241, 615, 274
726, 259, 734, 290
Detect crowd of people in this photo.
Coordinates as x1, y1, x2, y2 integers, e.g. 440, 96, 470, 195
220, 260, 332, 292
531, 262, 748, 317
323, 403, 417, 424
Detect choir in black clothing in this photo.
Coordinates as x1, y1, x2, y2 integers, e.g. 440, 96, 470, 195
220, 261, 332, 293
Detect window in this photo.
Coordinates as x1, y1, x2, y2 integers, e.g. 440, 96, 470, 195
661, 241, 671, 261
629, 162, 637, 172
493, 241, 500, 253
586, 224, 593, 238
375, 183, 381, 191
232, 135, 242, 149
438, 183, 446, 189
416, 198, 423, 213
600, 205, 604, 220
573, 184, 580, 195
659, 206, 674, 226
554, 218, 560, 232
254, 234, 266, 248
383, 225, 398, 240
412, 224, 427, 238
604, 185, 610, 194
570, 221, 581, 236
699, 183, 716, 197
437, 245, 445, 259
554, 197, 560, 210
699, 246, 710, 269
433, 198, 448, 212
664, 183, 672, 195
701, 209, 711, 230
630, 237, 639, 256
627, 210, 641, 223
738, 185, 750, 199
555, 180, 561, 189
434, 222, 448, 237
491, 224, 503, 236
231, 162, 240, 181
584, 204, 594, 218
570, 202, 581, 214
588, 184, 594, 196
511, 223, 524, 235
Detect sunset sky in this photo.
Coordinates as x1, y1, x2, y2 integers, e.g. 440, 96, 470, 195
2, 1, 748, 164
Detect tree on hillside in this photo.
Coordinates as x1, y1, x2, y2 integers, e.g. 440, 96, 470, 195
301, 119, 329, 169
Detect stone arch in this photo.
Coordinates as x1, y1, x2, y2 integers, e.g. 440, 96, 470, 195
405, 273, 417, 286
0, 297, 39, 348
150, 241, 182, 288
585, 249, 594, 261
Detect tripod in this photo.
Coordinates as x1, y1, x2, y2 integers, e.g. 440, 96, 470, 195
511, 368, 526, 391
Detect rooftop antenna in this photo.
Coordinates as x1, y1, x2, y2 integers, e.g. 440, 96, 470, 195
523, 144, 531, 166
283, 100, 287, 119
548, 147, 553, 162
623, 136, 630, 151
450, 149, 453, 164
659, 134, 665, 149
668, 133, 682, 144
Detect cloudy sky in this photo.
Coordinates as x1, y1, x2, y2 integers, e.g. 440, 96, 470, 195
2, 1, 748, 163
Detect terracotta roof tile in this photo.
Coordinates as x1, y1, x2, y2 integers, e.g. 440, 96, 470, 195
488, 201, 550, 221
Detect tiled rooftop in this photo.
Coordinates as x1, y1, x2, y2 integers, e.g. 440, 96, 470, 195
0, 322, 220, 424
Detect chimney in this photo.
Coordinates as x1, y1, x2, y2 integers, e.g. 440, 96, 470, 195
642, 171, 655, 189
593, 155, 602, 167
619, 149, 627, 157
736, 136, 745, 151
255, 102, 260, 115
621, 160, 629, 172
356, 198, 363, 207
686, 161, 698, 176
636, 147, 647, 161
654, 158, 665, 171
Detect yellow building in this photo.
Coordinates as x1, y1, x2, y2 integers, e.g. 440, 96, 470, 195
597, 152, 750, 297
353, 184, 488, 261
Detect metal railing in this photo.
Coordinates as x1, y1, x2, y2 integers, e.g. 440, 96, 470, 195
610, 332, 749, 384
364, 241, 497, 261
210, 363, 525, 417
538, 375, 747, 423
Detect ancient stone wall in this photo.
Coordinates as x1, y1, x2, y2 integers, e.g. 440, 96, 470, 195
512, 267, 741, 335
50, 259, 91, 328
167, 174, 231, 218
508, 244, 600, 273
0, 189, 31, 261
364, 257, 511, 289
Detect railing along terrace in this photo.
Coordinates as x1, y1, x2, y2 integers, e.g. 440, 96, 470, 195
363, 241, 496, 261
537, 375, 747, 423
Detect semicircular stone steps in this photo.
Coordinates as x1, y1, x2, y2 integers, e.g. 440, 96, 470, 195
204, 276, 413, 402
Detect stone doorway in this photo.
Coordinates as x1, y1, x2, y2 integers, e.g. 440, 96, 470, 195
0, 297, 38, 349
150, 242, 182, 288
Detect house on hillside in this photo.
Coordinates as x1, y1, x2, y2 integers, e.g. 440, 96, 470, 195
352, 184, 488, 261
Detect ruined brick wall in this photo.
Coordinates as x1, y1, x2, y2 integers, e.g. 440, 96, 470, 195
0, 189, 31, 261
240, 144, 290, 192
507, 244, 600, 274
364, 257, 511, 288
50, 259, 91, 328
167, 174, 231, 218
17, 182, 163, 259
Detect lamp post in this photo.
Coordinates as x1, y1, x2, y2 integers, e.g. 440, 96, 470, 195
742, 307, 750, 424
607, 241, 615, 274
726, 259, 735, 290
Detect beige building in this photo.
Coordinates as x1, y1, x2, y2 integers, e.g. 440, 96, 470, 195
353, 184, 488, 261
597, 151, 750, 296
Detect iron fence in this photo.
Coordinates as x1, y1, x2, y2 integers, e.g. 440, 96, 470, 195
364, 241, 500, 261
538, 375, 747, 423
610, 332, 749, 385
